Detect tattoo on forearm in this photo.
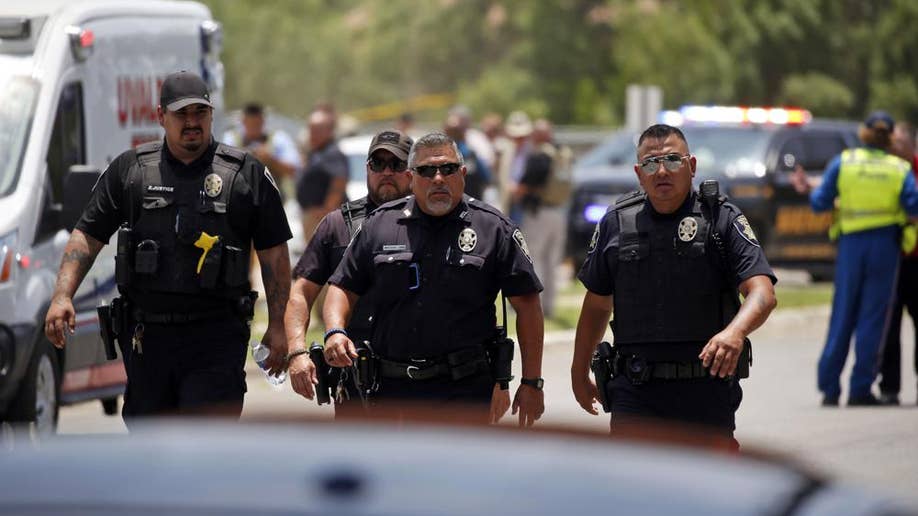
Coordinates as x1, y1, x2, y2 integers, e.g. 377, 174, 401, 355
261, 259, 289, 319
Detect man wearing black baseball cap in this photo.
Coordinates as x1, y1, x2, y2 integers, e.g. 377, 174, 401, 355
45, 70, 293, 424
285, 129, 417, 413
794, 110, 918, 407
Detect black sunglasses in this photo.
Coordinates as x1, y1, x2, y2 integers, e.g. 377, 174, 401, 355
638, 153, 690, 174
413, 163, 462, 178
367, 156, 408, 173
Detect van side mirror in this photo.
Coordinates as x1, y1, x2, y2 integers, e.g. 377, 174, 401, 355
62, 165, 101, 231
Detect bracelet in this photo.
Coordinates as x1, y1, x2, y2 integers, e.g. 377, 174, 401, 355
323, 327, 348, 343
284, 348, 309, 364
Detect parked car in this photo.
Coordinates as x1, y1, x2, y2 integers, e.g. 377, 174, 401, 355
567, 106, 860, 279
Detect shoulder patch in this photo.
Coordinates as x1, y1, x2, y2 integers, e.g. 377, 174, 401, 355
588, 221, 601, 253
512, 228, 533, 263
733, 215, 759, 246
263, 166, 279, 193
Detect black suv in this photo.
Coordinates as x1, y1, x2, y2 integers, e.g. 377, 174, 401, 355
567, 114, 860, 279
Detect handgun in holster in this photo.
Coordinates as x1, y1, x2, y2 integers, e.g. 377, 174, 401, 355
590, 341, 615, 413
354, 341, 379, 399
115, 225, 133, 292
97, 304, 118, 361
485, 325, 515, 387
309, 342, 332, 405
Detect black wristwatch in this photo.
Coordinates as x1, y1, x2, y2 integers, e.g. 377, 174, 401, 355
520, 377, 544, 390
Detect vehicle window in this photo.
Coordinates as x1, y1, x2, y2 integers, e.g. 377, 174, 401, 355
777, 138, 806, 171
576, 132, 637, 168
0, 74, 39, 198
45, 82, 86, 203
681, 127, 772, 179
799, 133, 847, 170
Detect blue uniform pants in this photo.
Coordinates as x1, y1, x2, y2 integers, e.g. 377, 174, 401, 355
818, 227, 900, 400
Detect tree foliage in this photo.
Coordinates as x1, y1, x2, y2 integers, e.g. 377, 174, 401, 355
202, 0, 918, 124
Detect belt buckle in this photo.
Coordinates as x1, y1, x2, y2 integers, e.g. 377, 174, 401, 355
406, 365, 419, 379
626, 355, 651, 385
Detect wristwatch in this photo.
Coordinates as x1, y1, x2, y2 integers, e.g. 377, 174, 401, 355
520, 377, 544, 390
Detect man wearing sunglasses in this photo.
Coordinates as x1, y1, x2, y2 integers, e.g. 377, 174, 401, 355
322, 132, 545, 427
284, 130, 414, 410
571, 124, 777, 448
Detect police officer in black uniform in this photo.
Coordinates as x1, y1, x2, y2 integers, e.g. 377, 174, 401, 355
571, 124, 776, 446
284, 129, 415, 409
323, 132, 545, 426
45, 71, 292, 422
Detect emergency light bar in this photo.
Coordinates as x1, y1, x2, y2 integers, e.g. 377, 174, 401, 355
660, 105, 812, 126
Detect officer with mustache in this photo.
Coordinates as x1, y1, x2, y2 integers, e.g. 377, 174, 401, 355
323, 132, 544, 426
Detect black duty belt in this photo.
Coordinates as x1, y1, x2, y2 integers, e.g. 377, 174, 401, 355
614, 353, 710, 384
132, 307, 233, 324
378, 347, 489, 381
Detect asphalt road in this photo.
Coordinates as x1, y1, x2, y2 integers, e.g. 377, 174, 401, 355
56, 304, 918, 507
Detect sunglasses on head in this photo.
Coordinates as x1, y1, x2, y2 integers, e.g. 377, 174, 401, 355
367, 156, 408, 173
638, 153, 690, 174
413, 162, 462, 178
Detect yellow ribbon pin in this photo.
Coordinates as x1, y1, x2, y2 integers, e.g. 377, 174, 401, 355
194, 232, 220, 274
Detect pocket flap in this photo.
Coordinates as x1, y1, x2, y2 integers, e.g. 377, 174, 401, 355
448, 253, 485, 268
618, 241, 649, 262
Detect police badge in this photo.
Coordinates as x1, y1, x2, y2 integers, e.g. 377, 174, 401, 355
458, 227, 477, 252
678, 217, 698, 242
203, 173, 223, 197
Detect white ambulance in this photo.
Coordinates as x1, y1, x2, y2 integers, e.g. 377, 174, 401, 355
0, 0, 224, 436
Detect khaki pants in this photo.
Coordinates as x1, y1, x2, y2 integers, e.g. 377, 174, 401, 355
520, 205, 566, 317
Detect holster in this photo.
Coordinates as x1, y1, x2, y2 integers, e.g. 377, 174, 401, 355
590, 341, 614, 413
355, 342, 379, 398
115, 225, 133, 291
485, 326, 515, 384
309, 342, 332, 405
96, 304, 118, 361
736, 338, 752, 379
235, 291, 258, 322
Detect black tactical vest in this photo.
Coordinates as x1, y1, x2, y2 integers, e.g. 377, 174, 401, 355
125, 141, 251, 298
612, 192, 736, 347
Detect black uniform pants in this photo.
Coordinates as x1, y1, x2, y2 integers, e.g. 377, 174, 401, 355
369, 370, 494, 423
121, 316, 249, 425
880, 257, 918, 395
604, 375, 743, 449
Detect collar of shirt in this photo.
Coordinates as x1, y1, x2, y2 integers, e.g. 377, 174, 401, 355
162, 138, 217, 173
398, 196, 472, 224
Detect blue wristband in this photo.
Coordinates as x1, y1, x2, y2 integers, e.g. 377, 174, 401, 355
324, 328, 348, 343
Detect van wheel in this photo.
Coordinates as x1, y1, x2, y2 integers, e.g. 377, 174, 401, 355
101, 397, 119, 416
9, 339, 60, 438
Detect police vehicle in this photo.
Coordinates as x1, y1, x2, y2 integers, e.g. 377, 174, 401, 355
567, 106, 860, 279
0, 0, 224, 436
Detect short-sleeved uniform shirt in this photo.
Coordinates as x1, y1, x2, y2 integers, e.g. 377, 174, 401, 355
579, 191, 775, 302
296, 142, 349, 208
329, 195, 543, 360
76, 139, 291, 311
292, 199, 377, 285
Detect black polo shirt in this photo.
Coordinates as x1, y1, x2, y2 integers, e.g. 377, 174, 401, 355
329, 195, 543, 360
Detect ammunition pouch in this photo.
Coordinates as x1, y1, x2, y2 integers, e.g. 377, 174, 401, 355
134, 239, 159, 275
590, 341, 614, 413
309, 342, 332, 405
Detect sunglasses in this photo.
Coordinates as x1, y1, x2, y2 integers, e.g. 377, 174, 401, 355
367, 156, 408, 173
638, 153, 690, 174
413, 162, 462, 178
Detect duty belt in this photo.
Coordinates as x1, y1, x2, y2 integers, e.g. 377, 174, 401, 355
132, 307, 233, 324
614, 353, 710, 384
378, 347, 489, 381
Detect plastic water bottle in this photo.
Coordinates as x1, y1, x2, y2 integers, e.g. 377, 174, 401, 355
250, 341, 286, 386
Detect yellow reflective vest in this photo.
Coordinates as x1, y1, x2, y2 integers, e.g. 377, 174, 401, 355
835, 148, 910, 235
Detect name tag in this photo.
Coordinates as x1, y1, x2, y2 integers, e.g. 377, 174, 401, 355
383, 244, 407, 251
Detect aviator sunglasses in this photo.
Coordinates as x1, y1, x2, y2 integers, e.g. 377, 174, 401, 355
638, 153, 690, 174
367, 156, 409, 173
413, 162, 462, 178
